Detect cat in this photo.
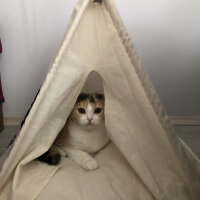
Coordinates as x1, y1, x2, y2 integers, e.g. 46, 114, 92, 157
38, 93, 109, 170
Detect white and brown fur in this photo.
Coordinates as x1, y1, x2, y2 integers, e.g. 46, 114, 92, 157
38, 93, 109, 170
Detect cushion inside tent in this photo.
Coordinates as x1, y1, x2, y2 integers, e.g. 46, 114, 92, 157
0, 0, 199, 200
37, 143, 154, 200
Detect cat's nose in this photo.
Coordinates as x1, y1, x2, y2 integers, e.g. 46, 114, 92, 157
87, 118, 93, 123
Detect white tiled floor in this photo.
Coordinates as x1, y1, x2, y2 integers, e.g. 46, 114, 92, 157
175, 125, 200, 158
0, 126, 20, 156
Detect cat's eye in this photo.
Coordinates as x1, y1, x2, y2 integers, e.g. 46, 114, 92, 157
78, 108, 85, 114
94, 108, 102, 114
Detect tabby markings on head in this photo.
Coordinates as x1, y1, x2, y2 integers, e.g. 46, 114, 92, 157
69, 93, 105, 127
76, 93, 104, 104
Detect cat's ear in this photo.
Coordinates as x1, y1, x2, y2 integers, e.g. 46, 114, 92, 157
95, 93, 104, 101
76, 93, 90, 103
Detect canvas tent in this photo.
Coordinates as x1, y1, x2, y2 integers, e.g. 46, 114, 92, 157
0, 0, 199, 199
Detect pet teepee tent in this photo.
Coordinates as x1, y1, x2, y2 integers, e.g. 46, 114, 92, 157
0, 0, 199, 199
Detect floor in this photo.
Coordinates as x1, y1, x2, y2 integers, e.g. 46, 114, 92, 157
175, 125, 200, 158
0, 125, 200, 158
0, 126, 20, 156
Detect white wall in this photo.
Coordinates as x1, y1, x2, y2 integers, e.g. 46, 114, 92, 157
119, 0, 200, 115
0, 0, 200, 117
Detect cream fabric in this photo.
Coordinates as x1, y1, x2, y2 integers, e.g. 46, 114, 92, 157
37, 143, 154, 200
0, 0, 199, 199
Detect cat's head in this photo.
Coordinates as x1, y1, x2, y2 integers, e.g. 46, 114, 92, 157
69, 93, 105, 128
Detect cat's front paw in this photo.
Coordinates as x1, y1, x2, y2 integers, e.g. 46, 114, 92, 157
82, 157, 99, 171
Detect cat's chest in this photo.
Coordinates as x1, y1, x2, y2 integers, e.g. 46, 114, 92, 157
68, 126, 109, 153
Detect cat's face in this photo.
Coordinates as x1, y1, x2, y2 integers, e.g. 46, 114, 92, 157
69, 93, 105, 128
